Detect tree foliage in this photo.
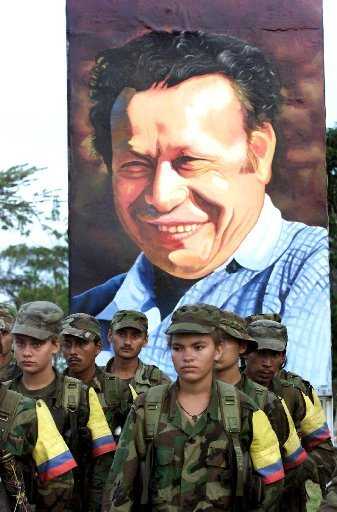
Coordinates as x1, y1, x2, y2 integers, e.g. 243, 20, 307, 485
0, 164, 67, 312
0, 164, 61, 234
0, 240, 68, 312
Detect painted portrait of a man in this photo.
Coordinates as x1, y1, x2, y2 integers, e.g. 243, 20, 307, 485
68, 4, 330, 390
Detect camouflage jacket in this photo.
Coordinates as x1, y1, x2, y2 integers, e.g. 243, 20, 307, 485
0, 353, 21, 383
103, 358, 170, 434
0, 384, 76, 511
7, 371, 115, 512
238, 374, 307, 471
103, 380, 284, 512
270, 375, 336, 506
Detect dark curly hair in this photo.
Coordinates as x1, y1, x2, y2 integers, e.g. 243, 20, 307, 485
89, 31, 281, 169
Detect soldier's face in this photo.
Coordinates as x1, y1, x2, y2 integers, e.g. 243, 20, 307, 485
109, 327, 147, 360
0, 330, 13, 356
14, 334, 59, 374
111, 74, 274, 278
170, 333, 222, 384
215, 336, 247, 374
245, 349, 284, 387
62, 335, 101, 375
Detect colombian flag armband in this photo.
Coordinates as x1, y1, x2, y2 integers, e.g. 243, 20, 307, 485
87, 387, 116, 457
280, 399, 307, 470
250, 409, 284, 484
300, 391, 330, 450
33, 399, 77, 481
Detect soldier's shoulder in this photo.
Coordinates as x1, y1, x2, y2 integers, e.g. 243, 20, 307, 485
141, 363, 170, 384
279, 369, 312, 395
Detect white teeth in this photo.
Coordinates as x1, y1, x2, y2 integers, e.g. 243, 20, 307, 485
157, 224, 200, 233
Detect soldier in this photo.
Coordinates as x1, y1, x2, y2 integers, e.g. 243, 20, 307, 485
60, 313, 113, 431
7, 301, 115, 512
103, 304, 284, 511
0, 382, 76, 511
61, 313, 104, 387
0, 304, 21, 382
215, 311, 308, 475
105, 310, 170, 435
245, 319, 336, 511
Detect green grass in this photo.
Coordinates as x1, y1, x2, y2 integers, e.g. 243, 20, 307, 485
307, 482, 322, 512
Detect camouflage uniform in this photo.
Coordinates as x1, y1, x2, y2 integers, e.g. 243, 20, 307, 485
104, 310, 170, 435
103, 305, 284, 511
0, 304, 21, 382
217, 312, 307, 475
9, 301, 116, 512
247, 319, 336, 512
0, 383, 76, 511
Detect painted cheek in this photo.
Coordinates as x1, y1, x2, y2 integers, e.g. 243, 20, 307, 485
114, 175, 149, 211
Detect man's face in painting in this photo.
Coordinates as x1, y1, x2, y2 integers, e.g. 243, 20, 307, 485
111, 73, 275, 279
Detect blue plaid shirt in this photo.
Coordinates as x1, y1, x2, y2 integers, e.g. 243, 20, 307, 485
72, 198, 331, 393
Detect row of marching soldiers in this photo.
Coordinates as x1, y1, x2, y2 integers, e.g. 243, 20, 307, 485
0, 301, 336, 512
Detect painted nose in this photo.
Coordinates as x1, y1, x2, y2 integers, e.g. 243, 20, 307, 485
145, 161, 188, 213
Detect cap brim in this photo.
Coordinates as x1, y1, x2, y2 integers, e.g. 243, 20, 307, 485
12, 324, 54, 340
166, 322, 215, 335
60, 327, 86, 340
113, 320, 147, 333
256, 339, 286, 352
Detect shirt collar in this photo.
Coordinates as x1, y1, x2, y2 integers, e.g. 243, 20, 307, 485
232, 194, 282, 271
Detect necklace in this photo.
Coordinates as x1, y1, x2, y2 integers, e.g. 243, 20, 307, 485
178, 400, 208, 422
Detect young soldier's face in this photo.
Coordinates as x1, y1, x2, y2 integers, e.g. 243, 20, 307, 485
111, 74, 274, 279
171, 333, 222, 383
245, 349, 284, 387
109, 327, 147, 360
14, 334, 59, 375
215, 336, 247, 372
62, 335, 101, 374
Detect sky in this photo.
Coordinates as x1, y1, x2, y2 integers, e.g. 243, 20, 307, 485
0, 0, 336, 247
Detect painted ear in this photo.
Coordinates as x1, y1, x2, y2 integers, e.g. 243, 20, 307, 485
248, 122, 276, 184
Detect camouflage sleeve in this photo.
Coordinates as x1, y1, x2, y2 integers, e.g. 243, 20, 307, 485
102, 397, 146, 512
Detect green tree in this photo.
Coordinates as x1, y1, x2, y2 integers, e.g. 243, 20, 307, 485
0, 164, 67, 312
0, 164, 60, 234
0, 239, 68, 312
327, 127, 337, 377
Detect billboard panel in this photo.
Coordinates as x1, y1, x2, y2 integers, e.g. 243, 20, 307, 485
67, 0, 331, 392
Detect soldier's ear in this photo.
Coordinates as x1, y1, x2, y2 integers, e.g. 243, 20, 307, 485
247, 122, 275, 185
95, 340, 102, 356
142, 334, 148, 347
51, 336, 60, 355
107, 329, 113, 344
214, 342, 224, 362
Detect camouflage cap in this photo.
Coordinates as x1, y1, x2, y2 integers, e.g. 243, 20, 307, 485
246, 313, 282, 324
166, 304, 221, 335
247, 319, 287, 352
219, 311, 257, 353
0, 303, 17, 331
60, 313, 101, 343
110, 310, 148, 333
12, 301, 63, 340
